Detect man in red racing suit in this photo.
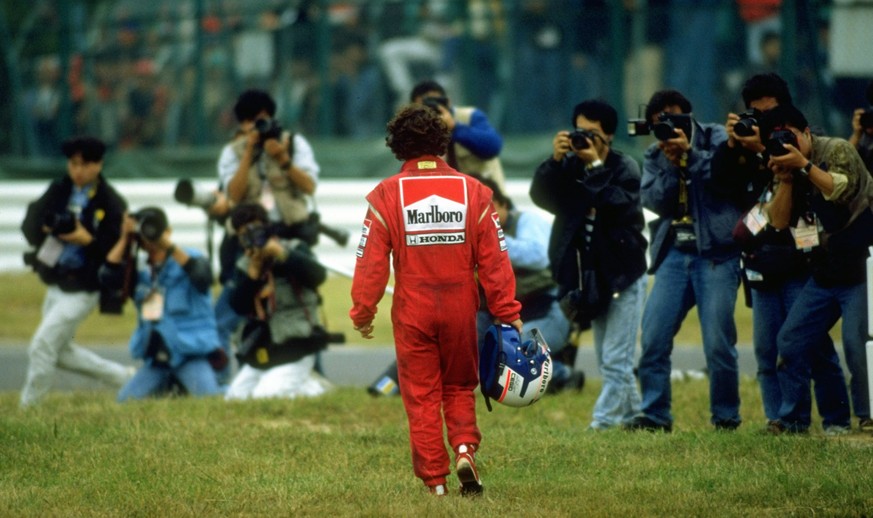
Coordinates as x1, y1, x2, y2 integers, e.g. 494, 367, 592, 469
350, 104, 522, 496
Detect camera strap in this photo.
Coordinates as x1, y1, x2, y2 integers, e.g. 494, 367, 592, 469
254, 270, 277, 321
677, 169, 691, 219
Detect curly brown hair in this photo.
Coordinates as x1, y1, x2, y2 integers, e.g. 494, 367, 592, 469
385, 104, 450, 160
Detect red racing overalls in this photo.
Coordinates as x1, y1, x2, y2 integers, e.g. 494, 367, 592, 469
350, 156, 521, 486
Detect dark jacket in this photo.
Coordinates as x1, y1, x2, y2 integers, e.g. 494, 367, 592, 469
22, 174, 127, 292
642, 121, 742, 273
229, 239, 328, 368
711, 140, 817, 288
530, 149, 647, 298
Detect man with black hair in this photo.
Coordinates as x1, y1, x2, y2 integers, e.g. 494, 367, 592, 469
211, 89, 321, 381
223, 203, 332, 401
761, 104, 873, 434
848, 79, 873, 173
530, 99, 647, 430
627, 90, 743, 432
410, 79, 506, 190
101, 207, 222, 401
20, 136, 132, 408
712, 73, 851, 434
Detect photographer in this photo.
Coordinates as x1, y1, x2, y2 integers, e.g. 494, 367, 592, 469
712, 73, 850, 435
19, 136, 132, 408
847, 79, 873, 174
529, 99, 647, 431
212, 89, 321, 379
224, 203, 331, 401
762, 104, 873, 434
628, 90, 743, 432
101, 207, 222, 401
411, 79, 506, 191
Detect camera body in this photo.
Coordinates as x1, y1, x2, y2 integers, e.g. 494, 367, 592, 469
44, 211, 77, 236
254, 117, 282, 141
569, 129, 596, 150
133, 211, 167, 242
423, 96, 449, 112
860, 108, 873, 130
628, 113, 692, 141
733, 109, 761, 138
627, 119, 651, 137
653, 113, 693, 141
239, 222, 271, 249
765, 129, 798, 157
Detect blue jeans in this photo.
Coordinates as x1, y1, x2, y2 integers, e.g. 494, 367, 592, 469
591, 275, 646, 429
776, 278, 868, 430
638, 248, 741, 427
752, 278, 850, 427
118, 358, 222, 401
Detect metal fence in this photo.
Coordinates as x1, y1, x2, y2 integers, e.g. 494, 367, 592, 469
3, 0, 872, 162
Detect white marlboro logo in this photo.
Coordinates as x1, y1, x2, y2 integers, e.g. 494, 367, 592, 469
400, 176, 468, 234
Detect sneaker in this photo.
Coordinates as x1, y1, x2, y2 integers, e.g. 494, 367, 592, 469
455, 444, 483, 496
623, 415, 672, 433
428, 484, 447, 496
859, 418, 873, 433
823, 425, 851, 436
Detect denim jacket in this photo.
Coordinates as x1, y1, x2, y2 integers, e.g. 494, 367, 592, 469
642, 121, 742, 273
127, 248, 218, 367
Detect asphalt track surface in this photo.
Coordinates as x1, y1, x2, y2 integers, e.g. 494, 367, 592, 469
0, 342, 765, 393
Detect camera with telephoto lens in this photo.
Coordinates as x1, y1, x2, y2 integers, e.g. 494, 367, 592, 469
422, 96, 449, 112
238, 222, 271, 249
254, 117, 282, 141
733, 109, 761, 138
860, 108, 873, 130
653, 113, 693, 141
765, 129, 798, 157
569, 129, 597, 150
174, 179, 218, 211
44, 210, 78, 236
133, 209, 168, 242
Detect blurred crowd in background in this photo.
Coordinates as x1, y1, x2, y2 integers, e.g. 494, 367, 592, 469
2, 0, 871, 158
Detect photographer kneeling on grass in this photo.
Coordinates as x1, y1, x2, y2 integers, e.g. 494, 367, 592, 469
223, 203, 333, 401
100, 207, 223, 401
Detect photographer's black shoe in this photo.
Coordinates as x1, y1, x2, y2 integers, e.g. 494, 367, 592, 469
623, 415, 672, 433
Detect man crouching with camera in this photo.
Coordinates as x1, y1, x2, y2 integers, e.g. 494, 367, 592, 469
224, 203, 332, 400
101, 207, 223, 401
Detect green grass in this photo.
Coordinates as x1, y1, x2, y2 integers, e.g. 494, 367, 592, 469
0, 272, 397, 347
1, 272, 763, 348
1, 380, 871, 517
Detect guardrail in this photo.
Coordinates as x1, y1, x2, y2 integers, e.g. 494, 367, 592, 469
0, 178, 554, 275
